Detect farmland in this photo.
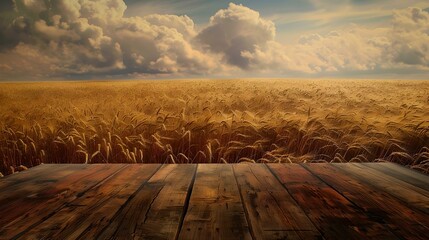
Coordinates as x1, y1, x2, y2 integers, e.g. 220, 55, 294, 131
0, 79, 428, 175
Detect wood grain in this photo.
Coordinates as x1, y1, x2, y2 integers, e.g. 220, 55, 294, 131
20, 164, 161, 240
361, 162, 429, 191
97, 164, 197, 240
0, 164, 87, 205
178, 164, 251, 240
304, 163, 429, 240
0, 163, 427, 240
268, 164, 400, 239
0, 164, 125, 239
234, 164, 321, 240
338, 163, 429, 214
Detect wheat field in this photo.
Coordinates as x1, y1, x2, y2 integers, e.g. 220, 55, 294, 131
0, 79, 428, 176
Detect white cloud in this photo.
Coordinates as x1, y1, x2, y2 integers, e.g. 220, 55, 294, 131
2, 0, 221, 77
0, 2, 428, 79
79, 0, 127, 25
288, 27, 389, 73
287, 7, 429, 73
54, 0, 81, 22
390, 7, 429, 67
197, 3, 276, 69
115, 15, 219, 74
34, 19, 80, 41
0, 43, 60, 79
13, 0, 47, 16
144, 14, 197, 38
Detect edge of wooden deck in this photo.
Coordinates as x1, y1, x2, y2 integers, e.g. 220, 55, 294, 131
0, 163, 428, 240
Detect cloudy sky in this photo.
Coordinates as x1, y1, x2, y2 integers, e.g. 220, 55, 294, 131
0, 0, 428, 80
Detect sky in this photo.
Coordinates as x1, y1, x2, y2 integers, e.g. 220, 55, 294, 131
0, 0, 428, 80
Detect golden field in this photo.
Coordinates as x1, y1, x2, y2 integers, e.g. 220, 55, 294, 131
0, 79, 428, 176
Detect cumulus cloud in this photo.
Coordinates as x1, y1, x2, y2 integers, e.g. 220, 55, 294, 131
197, 3, 276, 69
144, 14, 197, 39
390, 7, 429, 67
196, 4, 429, 75
0, 0, 220, 78
0, 1, 428, 79
283, 7, 429, 73
288, 28, 390, 73
115, 15, 218, 74
0, 43, 61, 79
4, 0, 127, 75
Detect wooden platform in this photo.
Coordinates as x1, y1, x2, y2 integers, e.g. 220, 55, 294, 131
0, 163, 428, 240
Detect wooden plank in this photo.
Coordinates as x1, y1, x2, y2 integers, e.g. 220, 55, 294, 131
97, 164, 197, 240
20, 164, 161, 240
2, 163, 427, 240
0, 164, 87, 204
361, 163, 429, 192
337, 163, 429, 214
178, 164, 251, 240
233, 164, 321, 240
268, 164, 399, 239
0, 164, 94, 224
0, 164, 54, 187
304, 163, 429, 240
0, 164, 125, 239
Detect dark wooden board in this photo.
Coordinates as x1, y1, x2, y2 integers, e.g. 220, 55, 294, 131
0, 164, 125, 239
0, 164, 88, 205
21, 164, 161, 240
337, 163, 429, 214
361, 162, 429, 191
97, 164, 197, 239
178, 164, 251, 240
0, 164, 60, 187
268, 164, 400, 239
0, 163, 427, 239
234, 164, 321, 239
304, 163, 429, 240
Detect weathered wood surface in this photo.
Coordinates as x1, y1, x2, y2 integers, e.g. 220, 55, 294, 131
268, 164, 399, 239
179, 164, 251, 240
234, 164, 321, 239
0, 163, 427, 240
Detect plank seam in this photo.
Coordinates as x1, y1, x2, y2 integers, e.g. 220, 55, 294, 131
143, 186, 164, 223
301, 163, 368, 208
332, 163, 429, 215
232, 164, 256, 240
265, 163, 324, 240
359, 163, 429, 193
252, 165, 314, 238
314, 163, 410, 239
11, 165, 129, 240
175, 164, 198, 240
95, 164, 163, 239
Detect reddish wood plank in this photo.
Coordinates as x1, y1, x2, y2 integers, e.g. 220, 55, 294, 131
2, 163, 427, 239
338, 163, 429, 214
234, 164, 321, 240
0, 164, 94, 226
20, 164, 161, 239
362, 163, 429, 192
304, 163, 429, 240
97, 164, 196, 239
0, 164, 125, 239
178, 164, 251, 240
268, 164, 399, 239
0, 164, 88, 205
0, 164, 56, 187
